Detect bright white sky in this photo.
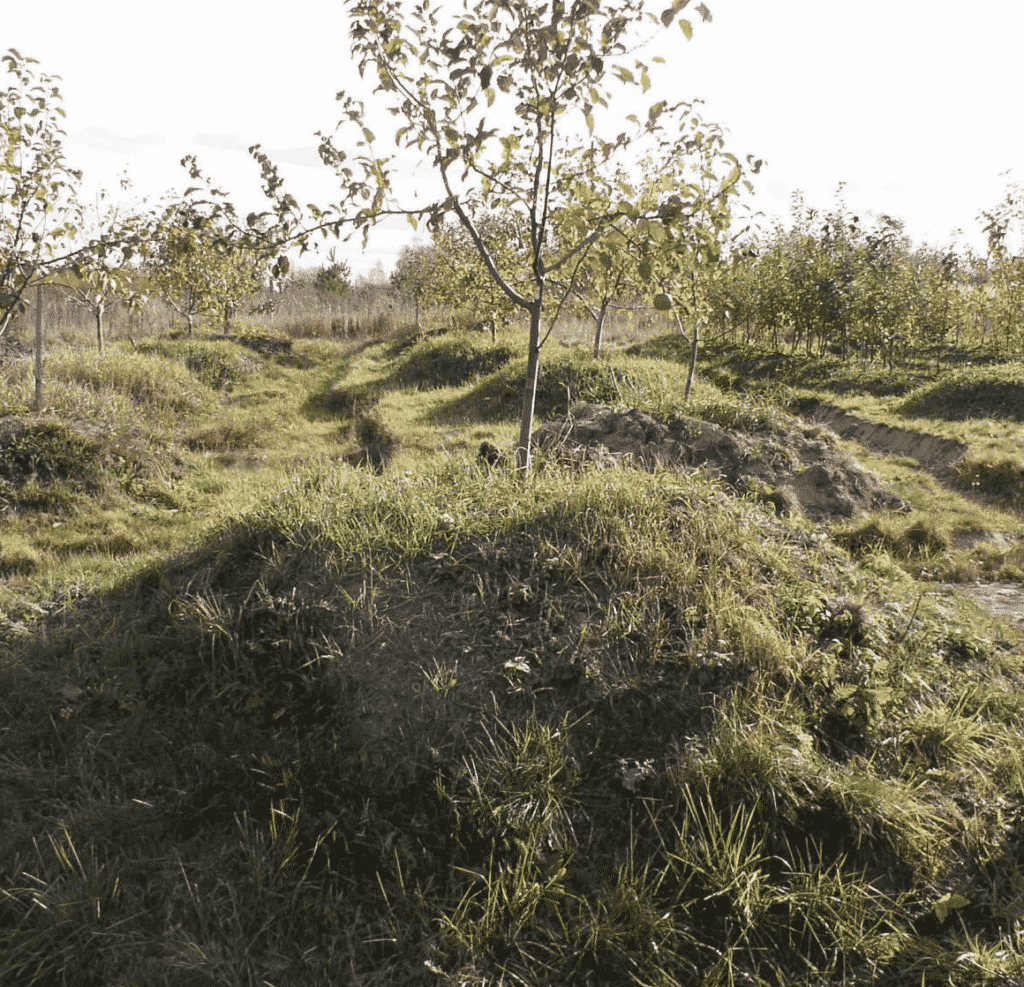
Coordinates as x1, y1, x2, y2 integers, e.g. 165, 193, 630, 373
6, 0, 1022, 277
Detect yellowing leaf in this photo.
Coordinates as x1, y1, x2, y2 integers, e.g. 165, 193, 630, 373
933, 893, 970, 924
679, 18, 693, 40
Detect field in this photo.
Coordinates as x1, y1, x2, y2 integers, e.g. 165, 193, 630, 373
0, 304, 1023, 986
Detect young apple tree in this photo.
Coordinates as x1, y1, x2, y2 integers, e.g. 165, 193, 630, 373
316, 0, 760, 473
0, 48, 85, 337
390, 241, 437, 329
634, 132, 760, 400
548, 164, 646, 358
430, 213, 529, 339
148, 197, 266, 335
56, 176, 155, 354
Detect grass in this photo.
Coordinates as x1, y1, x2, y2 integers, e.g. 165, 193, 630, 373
1, 312, 1023, 985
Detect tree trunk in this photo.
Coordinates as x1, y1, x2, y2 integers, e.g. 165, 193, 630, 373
592, 300, 609, 359
685, 319, 700, 401
516, 296, 544, 475
95, 303, 105, 356
34, 284, 44, 411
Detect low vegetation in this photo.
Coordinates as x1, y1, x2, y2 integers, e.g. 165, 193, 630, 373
1, 307, 1022, 985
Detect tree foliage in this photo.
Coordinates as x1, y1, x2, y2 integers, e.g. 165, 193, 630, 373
314, 247, 353, 299
390, 241, 437, 329
429, 214, 529, 338
0, 48, 84, 335
147, 199, 265, 335
317, 0, 759, 472
57, 175, 154, 353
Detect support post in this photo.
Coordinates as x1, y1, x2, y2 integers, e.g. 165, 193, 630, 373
34, 283, 44, 411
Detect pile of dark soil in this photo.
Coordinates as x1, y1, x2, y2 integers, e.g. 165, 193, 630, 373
533, 402, 911, 523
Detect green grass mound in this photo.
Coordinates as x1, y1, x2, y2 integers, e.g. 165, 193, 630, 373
2, 459, 1023, 985
897, 366, 1024, 421
0, 417, 177, 518
635, 338, 943, 399
389, 334, 517, 390
422, 342, 662, 426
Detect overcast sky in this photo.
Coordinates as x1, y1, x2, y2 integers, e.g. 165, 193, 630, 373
6, 0, 1022, 277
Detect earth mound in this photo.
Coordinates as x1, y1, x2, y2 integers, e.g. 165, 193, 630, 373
533, 403, 911, 523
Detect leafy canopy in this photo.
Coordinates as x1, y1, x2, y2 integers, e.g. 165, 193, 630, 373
311, 0, 759, 470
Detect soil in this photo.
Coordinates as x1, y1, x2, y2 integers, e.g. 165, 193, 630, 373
942, 581, 1024, 636
533, 402, 911, 523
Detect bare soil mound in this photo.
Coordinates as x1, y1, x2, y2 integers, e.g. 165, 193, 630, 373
533, 403, 911, 523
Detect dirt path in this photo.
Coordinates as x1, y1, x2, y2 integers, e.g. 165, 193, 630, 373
792, 398, 1022, 639
944, 581, 1024, 638
792, 397, 971, 479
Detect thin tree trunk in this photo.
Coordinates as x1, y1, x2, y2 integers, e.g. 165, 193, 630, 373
592, 300, 609, 359
516, 297, 544, 475
685, 319, 700, 401
34, 284, 44, 411
95, 303, 105, 355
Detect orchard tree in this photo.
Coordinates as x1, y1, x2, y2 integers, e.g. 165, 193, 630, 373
430, 213, 529, 339
851, 214, 914, 367
906, 245, 964, 366
548, 163, 644, 359
56, 176, 154, 354
563, 223, 637, 359
977, 175, 1024, 357
390, 240, 437, 329
634, 137, 757, 399
149, 198, 265, 334
0, 48, 85, 336
316, 0, 761, 473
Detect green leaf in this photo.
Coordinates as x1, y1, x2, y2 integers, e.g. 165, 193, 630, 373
653, 293, 673, 310
407, 214, 419, 231
640, 67, 651, 93
932, 893, 970, 924
638, 259, 653, 281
